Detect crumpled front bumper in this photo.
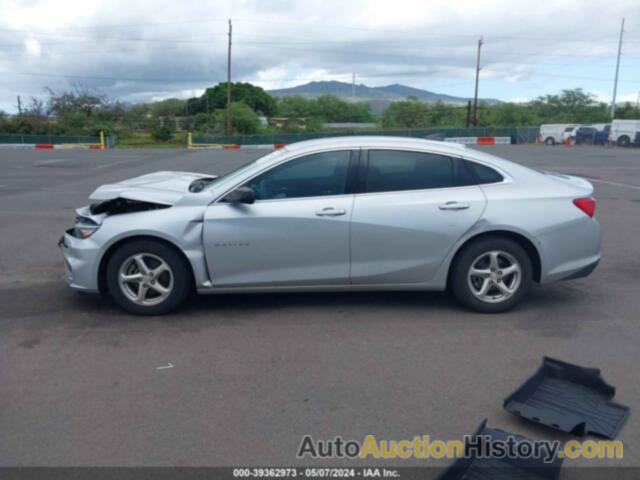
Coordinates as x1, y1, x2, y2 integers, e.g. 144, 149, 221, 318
58, 231, 101, 292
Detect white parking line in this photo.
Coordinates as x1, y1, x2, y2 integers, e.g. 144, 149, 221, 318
35, 158, 70, 166
586, 177, 640, 191
94, 159, 136, 169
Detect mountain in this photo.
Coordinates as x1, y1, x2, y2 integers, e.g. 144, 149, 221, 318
268, 81, 501, 113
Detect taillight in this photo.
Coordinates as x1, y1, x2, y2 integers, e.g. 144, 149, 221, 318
573, 197, 596, 218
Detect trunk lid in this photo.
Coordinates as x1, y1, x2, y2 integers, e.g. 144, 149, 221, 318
542, 170, 594, 195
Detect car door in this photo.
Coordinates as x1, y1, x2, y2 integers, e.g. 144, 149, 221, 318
203, 150, 356, 287
350, 149, 487, 284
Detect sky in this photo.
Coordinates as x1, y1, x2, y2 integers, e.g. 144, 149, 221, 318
1, 0, 639, 112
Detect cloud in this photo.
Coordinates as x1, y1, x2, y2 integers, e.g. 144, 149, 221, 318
0, 0, 638, 111
24, 39, 41, 57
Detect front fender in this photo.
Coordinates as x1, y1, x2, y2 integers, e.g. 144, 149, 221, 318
93, 205, 211, 289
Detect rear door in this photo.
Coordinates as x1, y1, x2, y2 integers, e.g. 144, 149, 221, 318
350, 149, 487, 284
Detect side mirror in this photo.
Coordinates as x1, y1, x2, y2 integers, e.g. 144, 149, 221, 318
225, 186, 255, 204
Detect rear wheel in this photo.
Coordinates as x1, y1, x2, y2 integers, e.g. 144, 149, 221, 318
107, 239, 191, 315
450, 237, 532, 313
544, 137, 555, 145
617, 135, 631, 147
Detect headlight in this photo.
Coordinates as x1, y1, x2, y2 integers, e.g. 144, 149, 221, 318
71, 215, 101, 238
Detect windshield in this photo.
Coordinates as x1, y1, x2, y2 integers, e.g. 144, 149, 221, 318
207, 148, 288, 188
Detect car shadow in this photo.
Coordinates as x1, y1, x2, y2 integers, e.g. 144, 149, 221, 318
0, 279, 589, 331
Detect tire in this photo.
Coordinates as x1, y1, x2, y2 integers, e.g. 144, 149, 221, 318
544, 137, 555, 146
450, 236, 533, 313
106, 239, 192, 315
617, 135, 631, 147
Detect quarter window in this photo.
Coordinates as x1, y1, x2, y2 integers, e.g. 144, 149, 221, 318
245, 150, 351, 200
365, 150, 457, 193
464, 160, 504, 184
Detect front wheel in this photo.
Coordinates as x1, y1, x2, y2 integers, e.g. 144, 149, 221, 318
450, 237, 533, 313
106, 239, 191, 315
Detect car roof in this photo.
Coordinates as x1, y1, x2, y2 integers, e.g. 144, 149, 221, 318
278, 135, 526, 175
282, 136, 468, 156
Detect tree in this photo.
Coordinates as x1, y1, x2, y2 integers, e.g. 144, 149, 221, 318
150, 117, 175, 142
186, 82, 276, 116
276, 96, 317, 118
46, 85, 107, 117
150, 98, 186, 117
381, 96, 431, 128
275, 95, 373, 122
214, 102, 261, 134
193, 112, 216, 132
530, 88, 609, 123
482, 102, 539, 127
315, 95, 373, 122
613, 102, 640, 119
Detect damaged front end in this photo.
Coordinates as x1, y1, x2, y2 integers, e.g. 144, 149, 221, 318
60, 170, 216, 292
67, 198, 170, 240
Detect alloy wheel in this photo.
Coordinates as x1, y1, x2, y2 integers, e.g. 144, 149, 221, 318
118, 253, 174, 306
467, 250, 522, 304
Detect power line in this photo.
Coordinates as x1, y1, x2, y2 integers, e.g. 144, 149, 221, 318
0, 70, 226, 83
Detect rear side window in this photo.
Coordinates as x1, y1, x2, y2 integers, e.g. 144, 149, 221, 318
365, 150, 456, 193
464, 160, 504, 184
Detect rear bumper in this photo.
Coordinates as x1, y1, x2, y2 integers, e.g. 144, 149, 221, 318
559, 257, 600, 281
538, 217, 602, 284
58, 231, 101, 292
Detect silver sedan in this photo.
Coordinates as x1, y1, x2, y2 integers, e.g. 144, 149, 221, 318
59, 136, 601, 315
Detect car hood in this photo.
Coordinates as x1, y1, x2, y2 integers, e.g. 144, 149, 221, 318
89, 171, 216, 205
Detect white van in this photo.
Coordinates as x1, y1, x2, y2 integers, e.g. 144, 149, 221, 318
539, 124, 578, 145
609, 119, 640, 147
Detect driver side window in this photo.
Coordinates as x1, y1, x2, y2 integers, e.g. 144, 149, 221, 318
244, 150, 351, 200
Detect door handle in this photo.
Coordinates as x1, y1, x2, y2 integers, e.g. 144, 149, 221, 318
439, 201, 470, 211
316, 207, 347, 217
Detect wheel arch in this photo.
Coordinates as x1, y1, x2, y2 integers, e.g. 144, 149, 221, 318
98, 234, 195, 293
447, 230, 542, 285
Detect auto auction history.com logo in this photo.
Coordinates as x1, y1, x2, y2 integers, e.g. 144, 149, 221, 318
297, 434, 623, 462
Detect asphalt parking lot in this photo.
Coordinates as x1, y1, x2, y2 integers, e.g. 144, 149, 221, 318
1, 144, 639, 472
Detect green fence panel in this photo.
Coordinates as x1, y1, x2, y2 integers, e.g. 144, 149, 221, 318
0, 133, 101, 145
192, 127, 539, 146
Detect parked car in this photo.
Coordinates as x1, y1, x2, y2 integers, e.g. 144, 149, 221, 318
539, 124, 578, 145
609, 119, 640, 147
59, 137, 602, 315
575, 125, 610, 145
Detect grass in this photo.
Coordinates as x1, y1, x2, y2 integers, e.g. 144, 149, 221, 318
115, 131, 188, 148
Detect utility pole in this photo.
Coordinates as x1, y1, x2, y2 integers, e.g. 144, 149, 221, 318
16, 95, 22, 115
352, 72, 355, 99
611, 18, 625, 119
226, 18, 233, 136
472, 36, 483, 127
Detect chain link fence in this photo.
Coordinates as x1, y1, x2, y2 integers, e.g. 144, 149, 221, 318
192, 127, 539, 146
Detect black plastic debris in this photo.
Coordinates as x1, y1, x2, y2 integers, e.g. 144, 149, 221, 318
503, 357, 629, 439
438, 419, 563, 480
